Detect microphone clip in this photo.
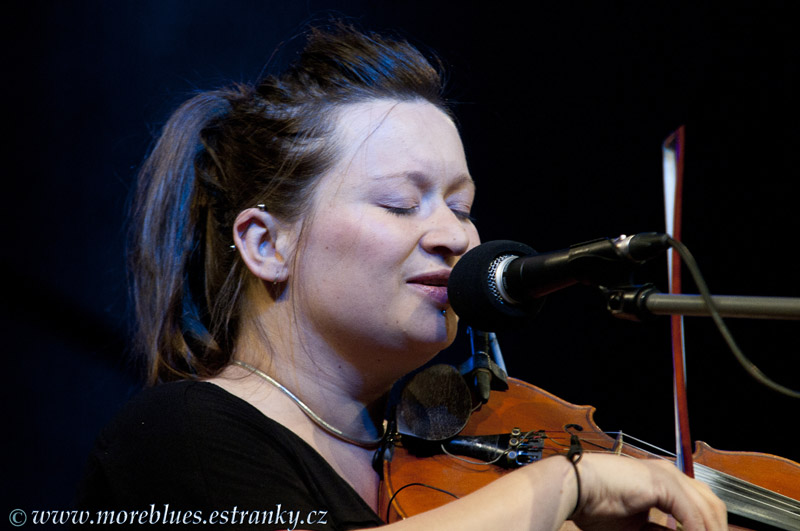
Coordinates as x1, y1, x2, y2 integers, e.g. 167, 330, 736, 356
601, 283, 661, 321
459, 327, 509, 404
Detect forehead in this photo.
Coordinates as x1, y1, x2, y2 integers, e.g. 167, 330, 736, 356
327, 99, 473, 191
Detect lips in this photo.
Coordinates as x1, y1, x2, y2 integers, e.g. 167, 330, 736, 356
407, 271, 451, 307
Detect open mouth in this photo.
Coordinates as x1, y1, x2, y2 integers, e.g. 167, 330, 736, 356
408, 272, 451, 307
418, 277, 447, 287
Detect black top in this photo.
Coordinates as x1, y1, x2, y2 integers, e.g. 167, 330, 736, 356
74, 381, 385, 530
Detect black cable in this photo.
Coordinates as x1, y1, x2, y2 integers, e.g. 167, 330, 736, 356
667, 236, 800, 399
385, 482, 459, 522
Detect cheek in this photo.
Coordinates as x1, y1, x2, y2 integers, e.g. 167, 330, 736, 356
300, 211, 405, 282
319, 214, 383, 257
294, 213, 411, 331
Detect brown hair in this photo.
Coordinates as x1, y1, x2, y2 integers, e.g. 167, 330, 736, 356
129, 24, 449, 384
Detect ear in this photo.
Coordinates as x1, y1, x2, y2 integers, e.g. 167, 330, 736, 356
233, 208, 295, 283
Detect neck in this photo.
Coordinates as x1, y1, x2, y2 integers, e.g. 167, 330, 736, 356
232, 359, 387, 447
233, 321, 392, 446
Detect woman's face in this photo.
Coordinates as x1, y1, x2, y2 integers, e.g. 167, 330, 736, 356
292, 99, 479, 371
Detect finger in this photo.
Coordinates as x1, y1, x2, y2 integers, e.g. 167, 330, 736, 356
688, 477, 727, 531
651, 462, 726, 531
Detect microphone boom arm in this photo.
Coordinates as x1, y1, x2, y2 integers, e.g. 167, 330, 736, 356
604, 284, 800, 321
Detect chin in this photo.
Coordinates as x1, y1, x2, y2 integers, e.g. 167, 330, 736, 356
408, 320, 457, 356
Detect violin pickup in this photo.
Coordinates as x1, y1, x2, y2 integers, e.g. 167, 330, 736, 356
403, 428, 545, 469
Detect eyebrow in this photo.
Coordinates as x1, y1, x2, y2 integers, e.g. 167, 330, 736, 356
371, 171, 476, 192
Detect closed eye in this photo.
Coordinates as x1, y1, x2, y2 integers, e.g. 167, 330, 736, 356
384, 205, 419, 216
451, 209, 476, 222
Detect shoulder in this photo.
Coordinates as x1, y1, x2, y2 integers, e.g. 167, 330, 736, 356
108, 378, 255, 420
96, 379, 315, 464
104, 380, 271, 432
77, 381, 300, 506
96, 380, 274, 453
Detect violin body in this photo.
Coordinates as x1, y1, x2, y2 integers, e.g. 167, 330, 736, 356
379, 377, 800, 529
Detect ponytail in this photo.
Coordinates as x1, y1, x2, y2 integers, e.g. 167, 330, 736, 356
130, 91, 233, 384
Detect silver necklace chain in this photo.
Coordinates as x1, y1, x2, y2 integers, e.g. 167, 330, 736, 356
232, 360, 386, 448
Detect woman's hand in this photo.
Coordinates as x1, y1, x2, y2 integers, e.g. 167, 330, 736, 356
571, 453, 727, 531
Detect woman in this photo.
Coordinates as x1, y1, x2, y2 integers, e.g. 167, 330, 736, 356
76, 25, 726, 530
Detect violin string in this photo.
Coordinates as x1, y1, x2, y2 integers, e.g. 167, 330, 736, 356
593, 438, 800, 517
602, 431, 677, 457
568, 436, 800, 525
436, 429, 670, 468
604, 446, 800, 525
695, 464, 800, 528
593, 433, 800, 517
569, 432, 800, 524
695, 463, 800, 511
543, 431, 664, 458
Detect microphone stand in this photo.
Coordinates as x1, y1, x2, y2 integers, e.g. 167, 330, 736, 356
602, 284, 800, 321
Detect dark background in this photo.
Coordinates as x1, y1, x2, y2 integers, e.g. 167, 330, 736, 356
4, 0, 797, 517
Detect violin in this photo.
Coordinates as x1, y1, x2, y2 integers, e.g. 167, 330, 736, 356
377, 376, 800, 530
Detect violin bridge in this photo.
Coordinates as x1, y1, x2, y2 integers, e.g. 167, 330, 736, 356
612, 431, 624, 455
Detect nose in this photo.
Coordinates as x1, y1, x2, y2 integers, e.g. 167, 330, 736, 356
419, 205, 474, 259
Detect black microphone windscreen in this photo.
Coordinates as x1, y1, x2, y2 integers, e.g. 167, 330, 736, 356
448, 240, 545, 332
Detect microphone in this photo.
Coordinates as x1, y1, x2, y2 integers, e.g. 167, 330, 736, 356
448, 233, 671, 331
